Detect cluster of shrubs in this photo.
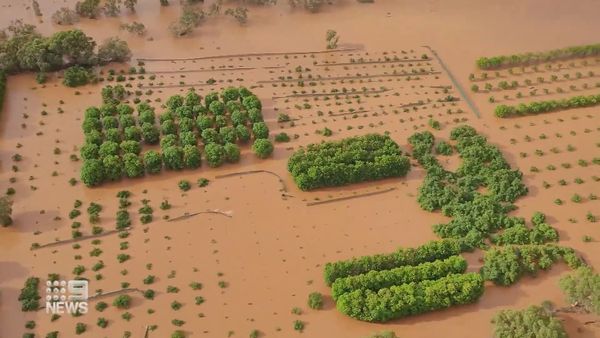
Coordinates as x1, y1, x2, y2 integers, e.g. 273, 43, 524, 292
0, 22, 130, 75
324, 238, 468, 285
80, 86, 273, 186
476, 43, 600, 69
336, 273, 484, 322
481, 244, 583, 286
494, 94, 600, 118
408, 126, 529, 248
331, 255, 467, 300
18, 277, 41, 311
287, 134, 410, 191
491, 212, 559, 245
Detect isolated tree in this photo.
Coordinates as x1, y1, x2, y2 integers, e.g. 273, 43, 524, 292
223, 143, 241, 163
183, 145, 201, 169
252, 139, 273, 159
204, 143, 225, 167
0, 196, 13, 226
97, 38, 131, 64
81, 159, 105, 186
112, 295, 131, 309
143, 150, 162, 174
326, 29, 339, 49
63, 66, 90, 87
492, 305, 567, 338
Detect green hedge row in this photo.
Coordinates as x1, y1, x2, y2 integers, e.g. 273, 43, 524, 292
494, 94, 600, 118
336, 273, 484, 322
481, 244, 583, 286
324, 238, 468, 286
287, 134, 410, 191
476, 43, 600, 69
0, 70, 5, 112
331, 255, 467, 300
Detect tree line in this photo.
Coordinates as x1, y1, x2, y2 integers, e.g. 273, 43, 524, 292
0, 20, 130, 75
494, 93, 600, 118
336, 273, 484, 322
331, 255, 467, 300
287, 134, 410, 191
323, 238, 468, 286
80, 86, 273, 186
476, 43, 600, 69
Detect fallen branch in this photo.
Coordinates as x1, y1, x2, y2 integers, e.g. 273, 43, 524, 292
216, 170, 288, 193
306, 187, 396, 206
167, 209, 233, 222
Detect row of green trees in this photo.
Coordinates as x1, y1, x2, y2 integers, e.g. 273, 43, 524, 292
336, 273, 484, 322
331, 255, 467, 300
0, 21, 130, 74
494, 93, 600, 118
476, 43, 600, 69
480, 244, 583, 286
323, 238, 468, 286
288, 134, 411, 191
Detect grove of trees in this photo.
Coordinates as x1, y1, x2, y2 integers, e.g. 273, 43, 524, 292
288, 134, 411, 191
491, 304, 567, 338
559, 266, 600, 314
336, 273, 484, 322
80, 86, 269, 186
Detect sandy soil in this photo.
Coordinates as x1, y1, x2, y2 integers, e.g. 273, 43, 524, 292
1, 0, 599, 337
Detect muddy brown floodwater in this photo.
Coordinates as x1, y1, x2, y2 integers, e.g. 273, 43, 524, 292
1, 0, 599, 337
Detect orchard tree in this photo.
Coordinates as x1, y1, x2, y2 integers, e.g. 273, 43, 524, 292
204, 143, 225, 167
179, 117, 195, 133
184, 90, 201, 107
99, 141, 119, 158
252, 139, 273, 159
120, 140, 141, 154
179, 131, 197, 146
209, 100, 225, 115
236, 125, 251, 143
219, 126, 237, 143
175, 106, 194, 119
124, 126, 142, 141
0, 196, 13, 226
141, 123, 160, 144
119, 114, 136, 128
201, 128, 219, 144
143, 150, 162, 174
215, 115, 228, 128
183, 145, 201, 169
139, 109, 156, 125
231, 110, 248, 126
248, 108, 263, 123
50, 29, 96, 65
80, 143, 99, 160
82, 117, 102, 133
162, 146, 184, 170
81, 159, 105, 186
104, 128, 121, 143
166, 95, 184, 110
243, 96, 262, 111
204, 91, 219, 107
223, 143, 241, 163
196, 115, 213, 131
123, 153, 144, 178
221, 87, 239, 102
160, 134, 178, 149
102, 155, 123, 181
85, 130, 103, 145
161, 119, 177, 135
252, 122, 269, 139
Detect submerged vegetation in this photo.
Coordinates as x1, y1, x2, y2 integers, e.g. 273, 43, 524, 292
476, 43, 600, 69
288, 134, 410, 191
495, 94, 600, 117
